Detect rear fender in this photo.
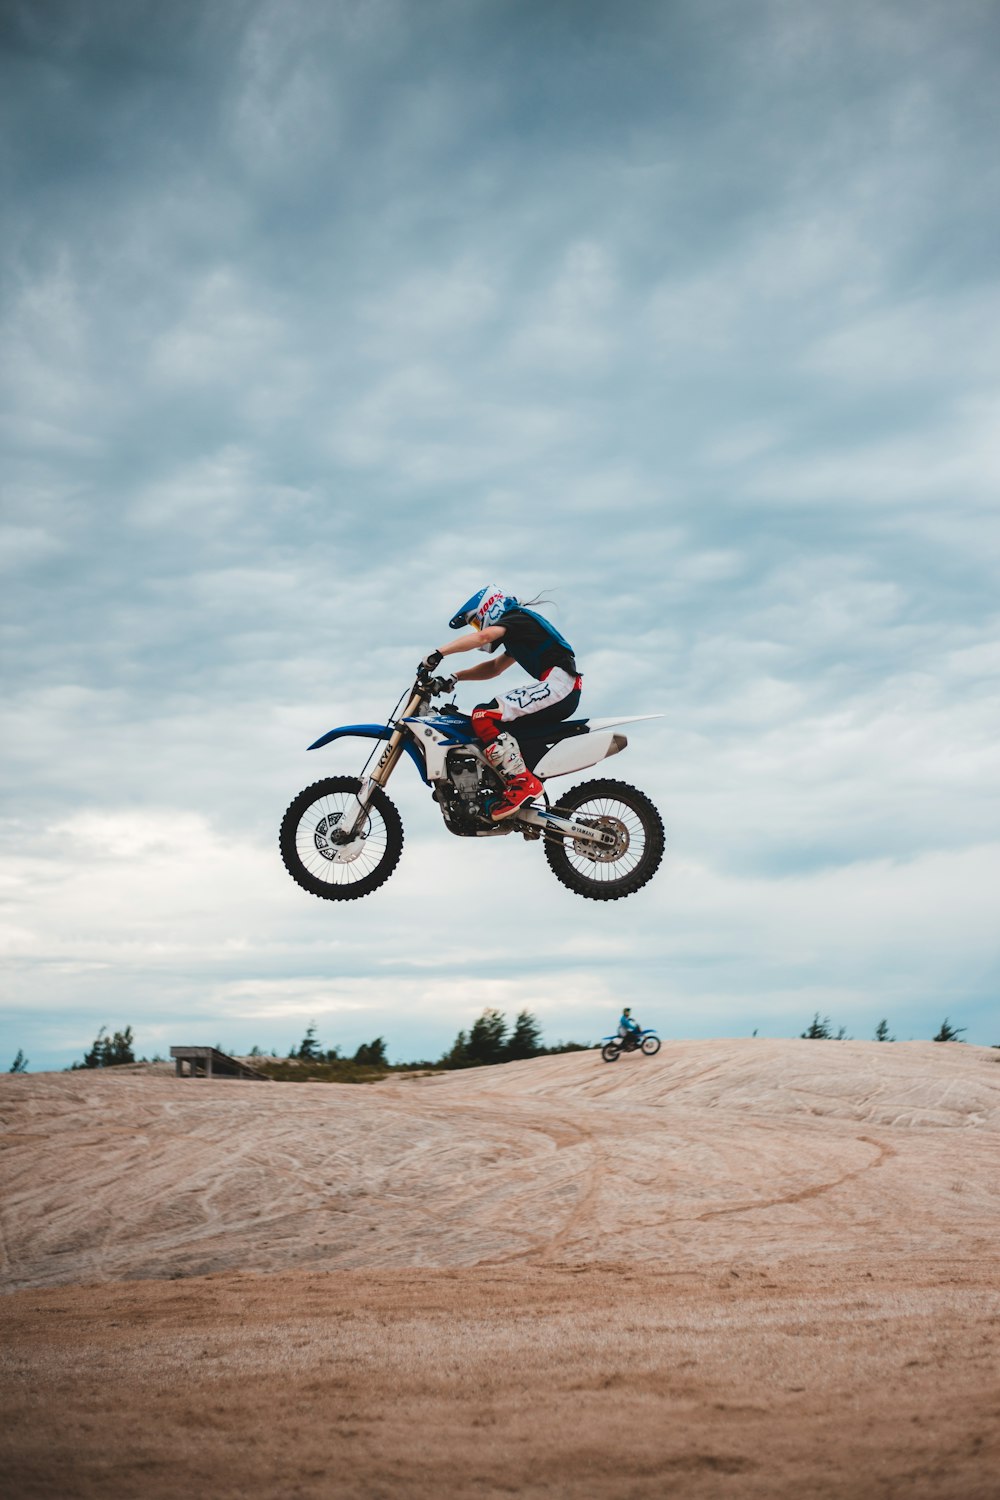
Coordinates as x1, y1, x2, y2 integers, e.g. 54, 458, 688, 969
534, 729, 628, 780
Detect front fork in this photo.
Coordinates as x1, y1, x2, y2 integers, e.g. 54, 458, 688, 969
336, 687, 425, 838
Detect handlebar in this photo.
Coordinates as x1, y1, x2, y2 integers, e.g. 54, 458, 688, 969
415, 668, 454, 698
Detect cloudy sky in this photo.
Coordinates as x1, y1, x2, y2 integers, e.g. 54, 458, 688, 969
2, 0, 999, 1071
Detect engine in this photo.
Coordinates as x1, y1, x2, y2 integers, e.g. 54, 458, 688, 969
450, 754, 483, 798
435, 750, 502, 835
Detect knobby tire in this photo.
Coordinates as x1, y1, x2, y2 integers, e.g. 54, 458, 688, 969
280, 776, 404, 901
543, 778, 665, 901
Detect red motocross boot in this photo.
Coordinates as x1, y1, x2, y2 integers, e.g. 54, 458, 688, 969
482, 732, 543, 821
491, 770, 543, 820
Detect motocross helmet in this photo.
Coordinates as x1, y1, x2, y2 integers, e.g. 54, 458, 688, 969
448, 585, 518, 652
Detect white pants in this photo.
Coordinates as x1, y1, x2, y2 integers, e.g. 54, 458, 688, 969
496, 667, 580, 724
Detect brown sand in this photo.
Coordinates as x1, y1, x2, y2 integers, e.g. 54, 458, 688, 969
2, 1039, 999, 1498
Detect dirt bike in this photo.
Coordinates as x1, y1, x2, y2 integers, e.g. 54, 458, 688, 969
280, 668, 665, 903
600, 1028, 661, 1062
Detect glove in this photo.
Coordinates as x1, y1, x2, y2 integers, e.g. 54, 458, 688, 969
420, 650, 443, 672
423, 674, 456, 697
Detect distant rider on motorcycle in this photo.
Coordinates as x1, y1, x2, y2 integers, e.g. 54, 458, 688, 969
617, 1007, 641, 1042
420, 586, 582, 821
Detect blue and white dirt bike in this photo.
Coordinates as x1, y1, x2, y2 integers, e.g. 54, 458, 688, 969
280, 668, 665, 903
600, 1029, 661, 1062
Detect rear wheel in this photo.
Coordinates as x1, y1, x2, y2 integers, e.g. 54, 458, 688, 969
280, 776, 403, 901
544, 779, 664, 901
601, 1042, 621, 1063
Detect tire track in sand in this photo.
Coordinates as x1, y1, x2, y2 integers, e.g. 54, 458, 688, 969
694, 1135, 896, 1222
461, 1093, 609, 1265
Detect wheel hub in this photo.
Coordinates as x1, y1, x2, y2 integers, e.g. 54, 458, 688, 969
315, 812, 366, 862
574, 815, 629, 863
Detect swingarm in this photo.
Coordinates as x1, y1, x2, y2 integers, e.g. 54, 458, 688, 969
517, 804, 620, 851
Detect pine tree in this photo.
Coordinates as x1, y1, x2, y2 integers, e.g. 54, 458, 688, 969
801, 1013, 832, 1039
75, 1026, 135, 1068
932, 1018, 966, 1043
82, 1026, 109, 1067
441, 1029, 469, 1068
465, 1008, 508, 1066
105, 1026, 135, 1065
296, 1023, 322, 1060
505, 1010, 542, 1060
874, 1019, 895, 1042
9, 1049, 28, 1073
353, 1037, 387, 1067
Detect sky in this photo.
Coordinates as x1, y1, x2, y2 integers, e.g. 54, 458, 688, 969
2, 0, 999, 1071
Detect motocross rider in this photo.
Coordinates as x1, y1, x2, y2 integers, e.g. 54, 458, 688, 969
420, 586, 582, 821
617, 1007, 641, 1042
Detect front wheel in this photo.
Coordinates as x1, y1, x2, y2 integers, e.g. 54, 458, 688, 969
601, 1042, 621, 1063
280, 777, 404, 901
641, 1035, 661, 1056
544, 779, 665, 901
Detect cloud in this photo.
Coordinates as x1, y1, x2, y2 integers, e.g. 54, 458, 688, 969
2, 0, 999, 1066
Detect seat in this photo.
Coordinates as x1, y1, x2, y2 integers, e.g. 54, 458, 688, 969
510, 718, 590, 770
511, 718, 589, 743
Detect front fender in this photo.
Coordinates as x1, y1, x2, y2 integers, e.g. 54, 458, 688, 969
306, 723, 427, 782
307, 722, 391, 751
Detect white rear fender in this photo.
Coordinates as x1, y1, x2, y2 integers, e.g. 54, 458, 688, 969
584, 714, 662, 732
534, 729, 628, 780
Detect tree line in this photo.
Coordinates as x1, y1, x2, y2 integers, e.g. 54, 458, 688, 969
6, 1009, 589, 1079
800, 1014, 969, 1043
273, 1009, 587, 1078
5, 1011, 991, 1076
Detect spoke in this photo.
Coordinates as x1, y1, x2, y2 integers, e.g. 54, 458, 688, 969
293, 791, 390, 886
562, 797, 646, 880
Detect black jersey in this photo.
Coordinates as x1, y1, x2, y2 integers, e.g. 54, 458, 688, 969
498, 609, 576, 680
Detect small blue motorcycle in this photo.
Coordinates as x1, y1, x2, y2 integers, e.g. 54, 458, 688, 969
280, 668, 665, 903
600, 1028, 661, 1062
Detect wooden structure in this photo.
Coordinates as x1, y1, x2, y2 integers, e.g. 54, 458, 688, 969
169, 1046, 270, 1081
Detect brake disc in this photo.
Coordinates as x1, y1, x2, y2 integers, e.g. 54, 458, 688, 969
573, 815, 629, 863
315, 812, 367, 863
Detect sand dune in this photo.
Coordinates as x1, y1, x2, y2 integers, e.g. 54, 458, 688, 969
3, 1039, 997, 1289
2, 1040, 999, 1498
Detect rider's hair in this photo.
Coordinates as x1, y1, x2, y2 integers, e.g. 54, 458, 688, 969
520, 590, 556, 610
